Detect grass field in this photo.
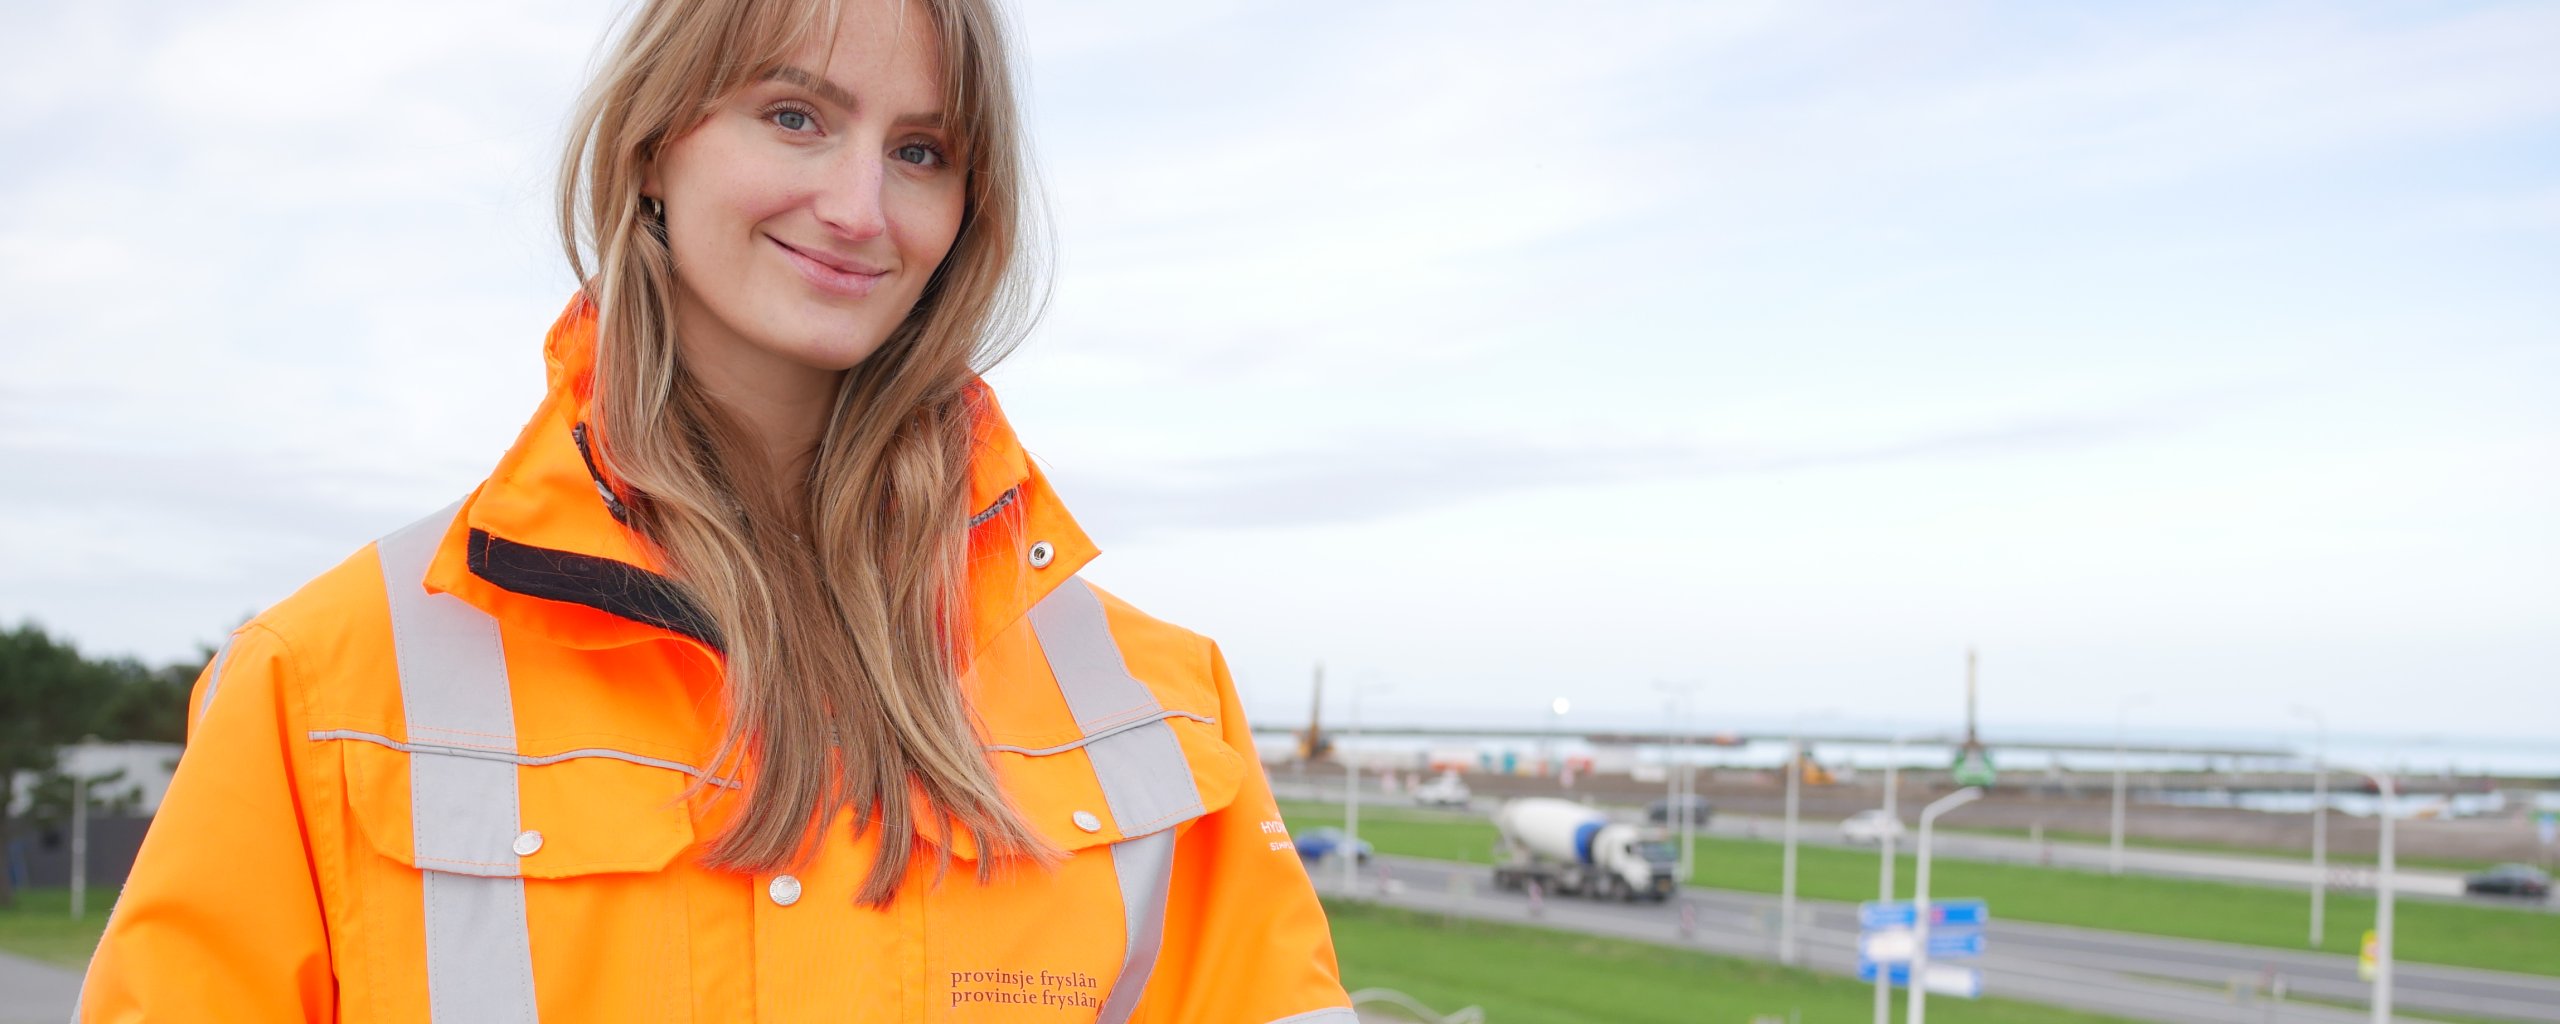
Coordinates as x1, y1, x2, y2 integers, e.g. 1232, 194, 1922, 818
1326, 898, 2142, 1024
1940, 825, 2526, 876
1281, 799, 2560, 979
0, 887, 115, 968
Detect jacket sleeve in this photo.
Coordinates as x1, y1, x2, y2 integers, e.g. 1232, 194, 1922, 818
80, 623, 335, 1022
1134, 641, 1354, 1024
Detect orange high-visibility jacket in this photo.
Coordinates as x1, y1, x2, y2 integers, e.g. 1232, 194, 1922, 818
78, 299, 1353, 1023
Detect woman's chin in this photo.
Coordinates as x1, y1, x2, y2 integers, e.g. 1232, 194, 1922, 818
757, 317, 898, 373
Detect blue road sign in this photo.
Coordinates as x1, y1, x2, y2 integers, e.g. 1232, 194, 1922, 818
1857, 960, 1984, 998
1860, 925, 1986, 961
1859, 898, 1989, 931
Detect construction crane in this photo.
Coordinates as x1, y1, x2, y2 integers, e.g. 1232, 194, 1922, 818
1295, 662, 1334, 763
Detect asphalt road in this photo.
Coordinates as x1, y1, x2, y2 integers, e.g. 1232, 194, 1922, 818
1705, 811, 2486, 904
1, 952, 80, 1024
1279, 781, 2559, 914
1333, 854, 2560, 1024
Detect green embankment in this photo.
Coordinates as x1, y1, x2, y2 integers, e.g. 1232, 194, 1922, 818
1326, 899, 2142, 1024
1280, 800, 2560, 979
1942, 825, 2516, 876
0, 887, 115, 968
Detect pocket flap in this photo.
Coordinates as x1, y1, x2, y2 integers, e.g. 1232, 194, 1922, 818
936, 710, 1245, 860
334, 732, 699, 879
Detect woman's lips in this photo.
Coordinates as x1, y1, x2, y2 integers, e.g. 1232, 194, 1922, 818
771, 236, 886, 298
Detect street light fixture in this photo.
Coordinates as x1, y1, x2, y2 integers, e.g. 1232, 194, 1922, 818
1779, 708, 1838, 967
2366, 769, 2398, 1024
1545, 697, 1571, 783
1905, 786, 1985, 1024
1654, 680, 1703, 880
2290, 704, 2329, 948
2110, 694, 2151, 876
1341, 677, 1390, 892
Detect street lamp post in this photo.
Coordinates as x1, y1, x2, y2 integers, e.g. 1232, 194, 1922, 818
1546, 697, 1571, 783
1906, 786, 1986, 1024
2291, 705, 2329, 947
1342, 679, 1390, 892
69, 769, 88, 921
1781, 732, 1803, 966
1873, 731, 1906, 1024
1777, 709, 1837, 968
1655, 680, 1702, 880
2110, 695, 2150, 876
2367, 770, 2397, 1024
1676, 711, 1693, 877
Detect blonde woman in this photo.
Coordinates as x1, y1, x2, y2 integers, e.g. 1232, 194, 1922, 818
78, 0, 1353, 1020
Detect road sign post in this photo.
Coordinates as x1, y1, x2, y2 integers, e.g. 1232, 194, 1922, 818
1907, 787, 1985, 1024
1861, 896, 1989, 1016
1874, 731, 1905, 1024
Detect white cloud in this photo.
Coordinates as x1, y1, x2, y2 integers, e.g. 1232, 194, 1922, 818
1, 0, 2553, 743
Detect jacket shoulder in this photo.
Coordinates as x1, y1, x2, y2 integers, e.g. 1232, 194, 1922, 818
1079, 580, 1230, 715
231, 534, 402, 729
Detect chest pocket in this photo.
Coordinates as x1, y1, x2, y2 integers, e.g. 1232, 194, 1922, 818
926, 577, 1245, 1023
329, 502, 708, 1024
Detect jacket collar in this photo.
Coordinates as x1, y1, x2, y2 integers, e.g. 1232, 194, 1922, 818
422, 295, 1098, 663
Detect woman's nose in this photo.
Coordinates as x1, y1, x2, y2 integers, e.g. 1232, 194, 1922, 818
809, 154, 889, 242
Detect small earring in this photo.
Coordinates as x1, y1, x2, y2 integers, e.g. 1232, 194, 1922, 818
641, 195, 664, 219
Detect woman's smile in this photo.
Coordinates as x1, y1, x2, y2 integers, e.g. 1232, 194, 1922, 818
770, 234, 888, 299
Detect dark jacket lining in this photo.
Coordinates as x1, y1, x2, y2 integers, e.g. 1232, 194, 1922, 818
467, 528, 722, 651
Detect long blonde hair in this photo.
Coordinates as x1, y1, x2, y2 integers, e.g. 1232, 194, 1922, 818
556, 0, 1050, 903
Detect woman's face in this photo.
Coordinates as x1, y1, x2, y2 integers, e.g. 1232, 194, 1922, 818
648, 0, 963, 388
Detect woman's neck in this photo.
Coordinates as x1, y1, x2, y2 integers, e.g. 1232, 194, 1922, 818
673, 333, 840, 500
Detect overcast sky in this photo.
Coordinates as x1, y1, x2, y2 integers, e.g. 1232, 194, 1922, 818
3, 0, 2554, 745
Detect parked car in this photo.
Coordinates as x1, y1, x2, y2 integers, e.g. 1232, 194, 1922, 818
1292, 827, 1373, 865
1839, 809, 1907, 845
1646, 794, 1714, 828
2464, 864, 2551, 899
1413, 770, 1472, 808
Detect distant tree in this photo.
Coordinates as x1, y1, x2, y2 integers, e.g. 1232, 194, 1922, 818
98, 652, 202, 745
0, 623, 116, 907
0, 624, 210, 907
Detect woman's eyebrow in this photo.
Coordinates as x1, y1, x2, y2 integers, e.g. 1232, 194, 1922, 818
762, 66, 859, 111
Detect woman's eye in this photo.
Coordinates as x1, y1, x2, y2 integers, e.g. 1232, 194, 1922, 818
893, 143, 942, 167
771, 108, 815, 133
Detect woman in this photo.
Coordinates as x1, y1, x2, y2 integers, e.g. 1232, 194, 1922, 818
77, 0, 1352, 1020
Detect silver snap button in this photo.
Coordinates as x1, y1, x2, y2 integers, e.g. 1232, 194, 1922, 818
1072, 810, 1102, 833
511, 830, 544, 857
769, 874, 802, 907
1027, 540, 1056, 569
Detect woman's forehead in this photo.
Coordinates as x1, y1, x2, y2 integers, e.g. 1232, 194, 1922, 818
769, 0, 949, 106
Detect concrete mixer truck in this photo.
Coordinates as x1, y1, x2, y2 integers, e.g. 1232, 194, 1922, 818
1490, 798, 1679, 901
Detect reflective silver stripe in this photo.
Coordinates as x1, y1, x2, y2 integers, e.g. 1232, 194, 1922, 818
983, 709, 1217, 758
1025, 578, 1206, 837
306, 729, 741, 788
1026, 577, 1205, 1020
376, 502, 540, 1024
1097, 830, 1175, 1024
193, 638, 235, 725
1262, 1010, 1360, 1024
